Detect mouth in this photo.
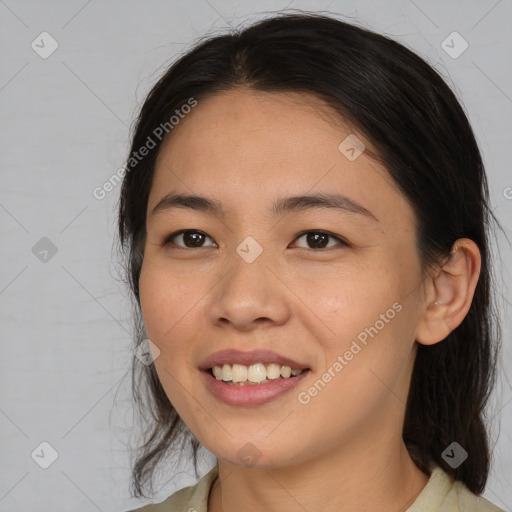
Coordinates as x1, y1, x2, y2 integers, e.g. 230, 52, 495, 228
199, 349, 311, 405
201, 365, 310, 406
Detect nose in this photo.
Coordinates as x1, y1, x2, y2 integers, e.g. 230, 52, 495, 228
207, 251, 291, 332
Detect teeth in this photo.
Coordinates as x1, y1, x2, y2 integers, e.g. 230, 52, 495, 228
280, 365, 291, 378
221, 364, 232, 381
247, 363, 267, 383
210, 363, 305, 383
232, 364, 247, 383
266, 363, 281, 380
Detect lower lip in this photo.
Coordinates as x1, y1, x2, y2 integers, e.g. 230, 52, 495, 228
201, 369, 310, 406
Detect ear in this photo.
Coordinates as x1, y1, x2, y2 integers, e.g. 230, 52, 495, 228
415, 238, 481, 345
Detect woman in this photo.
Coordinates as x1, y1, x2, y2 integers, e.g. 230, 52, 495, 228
119, 11, 504, 512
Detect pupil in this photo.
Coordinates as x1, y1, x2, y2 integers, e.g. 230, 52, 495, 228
308, 233, 327, 248
185, 231, 203, 247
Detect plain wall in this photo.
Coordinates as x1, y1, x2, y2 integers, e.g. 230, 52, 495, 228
1, 0, 511, 510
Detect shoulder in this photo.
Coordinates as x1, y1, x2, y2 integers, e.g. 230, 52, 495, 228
451, 479, 504, 512
125, 465, 219, 512
407, 465, 505, 512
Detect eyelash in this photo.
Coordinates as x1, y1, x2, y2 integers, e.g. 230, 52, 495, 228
161, 229, 349, 250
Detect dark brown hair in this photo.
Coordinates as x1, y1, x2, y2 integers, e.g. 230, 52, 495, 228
117, 11, 502, 499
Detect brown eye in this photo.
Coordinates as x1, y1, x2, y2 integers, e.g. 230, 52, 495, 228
163, 230, 216, 248
293, 231, 347, 250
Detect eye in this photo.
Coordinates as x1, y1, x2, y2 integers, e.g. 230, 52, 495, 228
161, 229, 348, 250
162, 230, 217, 248
292, 230, 348, 250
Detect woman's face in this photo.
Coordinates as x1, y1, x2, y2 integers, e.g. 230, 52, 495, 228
139, 88, 427, 468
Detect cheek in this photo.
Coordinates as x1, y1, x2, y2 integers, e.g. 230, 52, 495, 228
298, 265, 415, 401
138, 264, 166, 340
289, 261, 399, 348
139, 262, 197, 341
138, 263, 200, 413
138, 260, 210, 397
139, 265, 191, 396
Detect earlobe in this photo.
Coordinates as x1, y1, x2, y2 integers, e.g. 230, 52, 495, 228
415, 238, 481, 346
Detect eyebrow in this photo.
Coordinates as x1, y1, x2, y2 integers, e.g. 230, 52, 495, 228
151, 192, 378, 221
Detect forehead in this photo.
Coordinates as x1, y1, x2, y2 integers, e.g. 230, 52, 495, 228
149, 88, 412, 228
155, 88, 358, 177
161, 88, 353, 151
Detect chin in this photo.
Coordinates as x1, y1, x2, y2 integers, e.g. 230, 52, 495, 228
207, 441, 297, 470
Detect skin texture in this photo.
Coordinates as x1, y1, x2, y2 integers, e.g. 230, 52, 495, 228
138, 88, 481, 512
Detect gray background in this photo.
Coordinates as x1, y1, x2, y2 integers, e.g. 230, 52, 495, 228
1, 0, 511, 510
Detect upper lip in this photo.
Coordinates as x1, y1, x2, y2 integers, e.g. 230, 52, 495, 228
199, 349, 310, 371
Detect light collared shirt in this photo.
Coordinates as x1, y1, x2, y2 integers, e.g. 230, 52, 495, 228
127, 464, 505, 512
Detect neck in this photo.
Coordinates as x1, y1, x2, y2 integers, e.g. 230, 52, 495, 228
208, 435, 429, 512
